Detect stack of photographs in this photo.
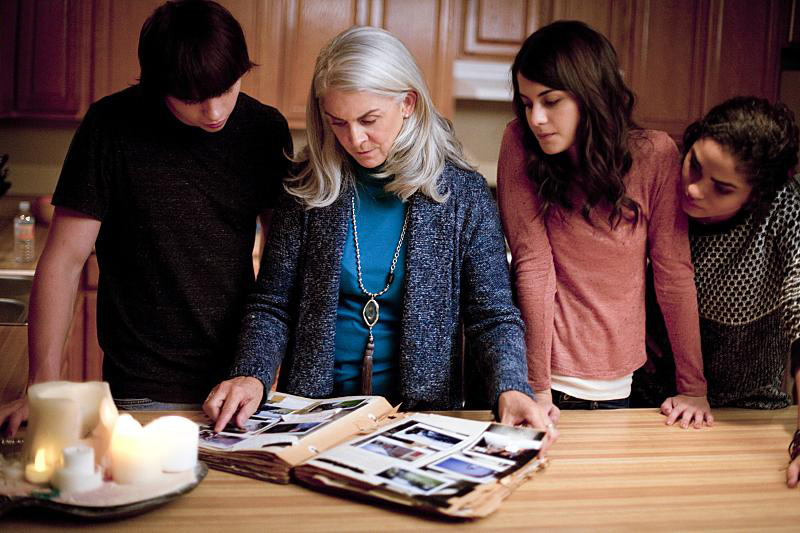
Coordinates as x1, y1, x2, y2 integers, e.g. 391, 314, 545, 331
293, 413, 547, 519
198, 393, 395, 483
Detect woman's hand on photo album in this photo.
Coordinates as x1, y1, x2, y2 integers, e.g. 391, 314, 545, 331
660, 394, 714, 429
498, 390, 560, 452
203, 376, 264, 433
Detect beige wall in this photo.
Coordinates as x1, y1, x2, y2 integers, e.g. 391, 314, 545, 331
0, 124, 76, 195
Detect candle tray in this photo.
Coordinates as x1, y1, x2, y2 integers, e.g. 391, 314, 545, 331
0, 436, 207, 520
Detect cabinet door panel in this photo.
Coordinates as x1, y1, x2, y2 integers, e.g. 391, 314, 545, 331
93, 1, 275, 105
15, 0, 91, 118
702, 0, 782, 109
381, 0, 456, 118
282, 0, 360, 126
460, 0, 540, 58
546, 0, 632, 76
628, 0, 708, 139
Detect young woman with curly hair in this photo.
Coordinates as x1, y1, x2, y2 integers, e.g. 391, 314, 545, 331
640, 97, 800, 486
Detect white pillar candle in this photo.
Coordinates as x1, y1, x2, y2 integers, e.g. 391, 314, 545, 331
51, 445, 102, 493
24, 448, 53, 484
91, 395, 119, 467
110, 414, 162, 484
145, 416, 198, 473
24, 381, 115, 470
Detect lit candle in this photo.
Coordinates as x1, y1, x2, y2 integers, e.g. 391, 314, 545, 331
109, 414, 162, 484
51, 445, 102, 493
145, 416, 198, 473
24, 448, 53, 484
24, 381, 116, 472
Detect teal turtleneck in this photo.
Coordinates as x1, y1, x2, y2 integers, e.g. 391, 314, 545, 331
333, 164, 407, 399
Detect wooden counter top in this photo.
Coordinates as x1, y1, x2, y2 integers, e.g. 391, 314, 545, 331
0, 195, 48, 272
3, 407, 799, 531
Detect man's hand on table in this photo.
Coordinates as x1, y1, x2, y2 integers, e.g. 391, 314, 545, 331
203, 376, 264, 433
0, 398, 28, 436
660, 394, 714, 429
498, 390, 559, 452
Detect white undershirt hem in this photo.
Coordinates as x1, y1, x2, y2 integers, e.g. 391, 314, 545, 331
551, 373, 633, 401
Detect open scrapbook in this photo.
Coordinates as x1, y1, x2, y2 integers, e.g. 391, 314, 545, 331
198, 392, 548, 518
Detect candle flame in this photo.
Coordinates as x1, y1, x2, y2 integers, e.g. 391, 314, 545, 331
34, 448, 47, 470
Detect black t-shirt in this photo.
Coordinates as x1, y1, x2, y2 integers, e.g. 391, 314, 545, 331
53, 85, 292, 402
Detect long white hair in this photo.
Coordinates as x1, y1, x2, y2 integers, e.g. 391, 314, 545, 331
286, 26, 473, 208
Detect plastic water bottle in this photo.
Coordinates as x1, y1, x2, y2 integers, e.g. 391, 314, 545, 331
14, 201, 35, 263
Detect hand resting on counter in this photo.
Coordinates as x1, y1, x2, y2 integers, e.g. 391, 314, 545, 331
0, 398, 28, 436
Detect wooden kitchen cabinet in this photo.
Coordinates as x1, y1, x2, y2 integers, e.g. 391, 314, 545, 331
273, 0, 457, 127
1, 0, 93, 120
457, 0, 785, 140
92, 0, 283, 116
4, 0, 456, 126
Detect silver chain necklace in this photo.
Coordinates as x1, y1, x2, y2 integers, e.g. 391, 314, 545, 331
350, 194, 409, 395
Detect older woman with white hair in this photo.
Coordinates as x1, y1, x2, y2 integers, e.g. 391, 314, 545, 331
204, 26, 557, 437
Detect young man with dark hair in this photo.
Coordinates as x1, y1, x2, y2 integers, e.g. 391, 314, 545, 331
0, 0, 291, 434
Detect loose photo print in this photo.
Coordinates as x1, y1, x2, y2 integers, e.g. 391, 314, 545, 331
262, 421, 322, 435
198, 429, 245, 450
303, 398, 367, 414
468, 423, 545, 462
393, 422, 465, 450
254, 405, 297, 418
461, 450, 516, 472
429, 454, 501, 483
377, 466, 451, 495
359, 436, 434, 462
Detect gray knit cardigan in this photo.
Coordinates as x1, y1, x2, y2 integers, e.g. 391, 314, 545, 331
230, 162, 533, 410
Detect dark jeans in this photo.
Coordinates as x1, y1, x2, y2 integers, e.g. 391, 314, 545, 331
114, 398, 202, 411
552, 391, 630, 410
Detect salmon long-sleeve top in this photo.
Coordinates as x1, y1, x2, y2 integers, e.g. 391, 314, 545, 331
497, 120, 707, 396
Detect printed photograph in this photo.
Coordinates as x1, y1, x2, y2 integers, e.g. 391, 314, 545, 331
306, 398, 366, 413
430, 455, 497, 482
462, 450, 516, 472
198, 429, 245, 449
220, 419, 276, 434
360, 436, 431, 462
395, 423, 464, 449
468, 424, 544, 461
262, 421, 322, 435
377, 466, 450, 495
254, 405, 296, 417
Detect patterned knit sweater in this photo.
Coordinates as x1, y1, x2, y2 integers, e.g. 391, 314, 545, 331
690, 177, 800, 409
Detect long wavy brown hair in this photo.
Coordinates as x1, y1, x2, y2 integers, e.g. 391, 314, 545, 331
511, 20, 641, 228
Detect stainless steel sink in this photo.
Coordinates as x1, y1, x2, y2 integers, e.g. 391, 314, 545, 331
0, 298, 25, 323
0, 275, 32, 324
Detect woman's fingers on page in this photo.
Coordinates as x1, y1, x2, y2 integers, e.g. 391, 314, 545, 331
214, 389, 243, 433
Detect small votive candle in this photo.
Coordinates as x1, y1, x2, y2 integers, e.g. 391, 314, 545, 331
145, 416, 198, 473
24, 448, 53, 485
51, 445, 102, 493
110, 414, 162, 484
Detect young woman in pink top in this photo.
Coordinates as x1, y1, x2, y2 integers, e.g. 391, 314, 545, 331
497, 20, 712, 428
